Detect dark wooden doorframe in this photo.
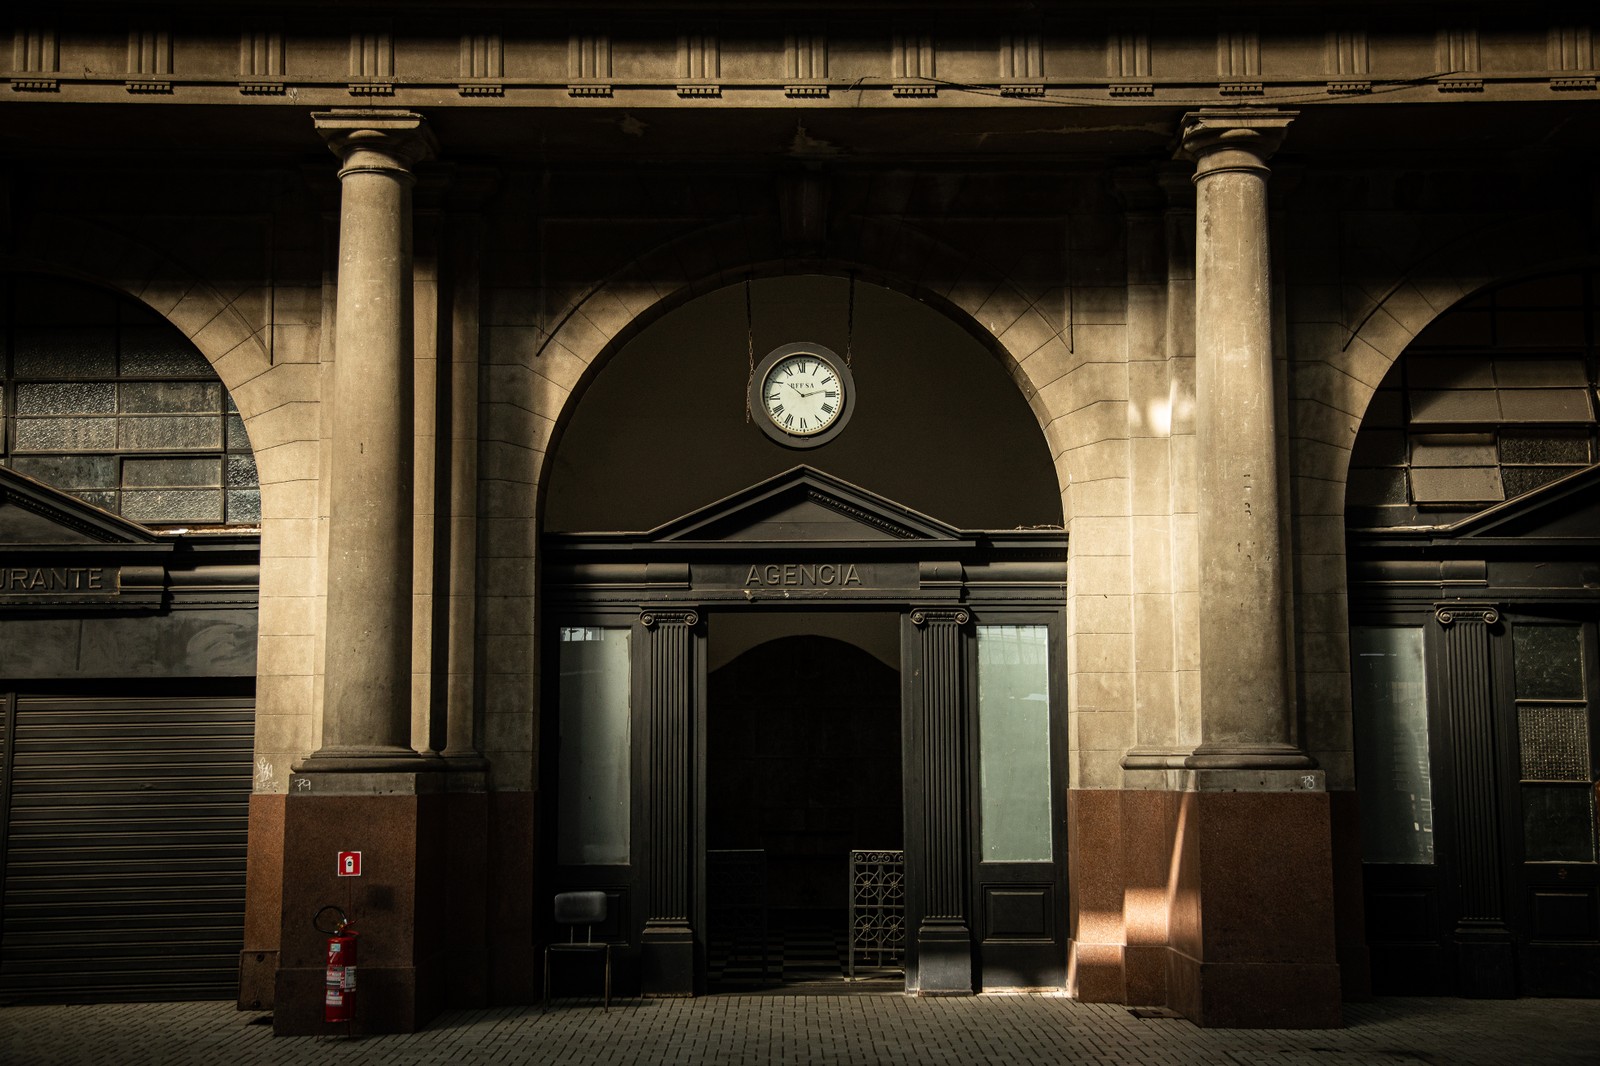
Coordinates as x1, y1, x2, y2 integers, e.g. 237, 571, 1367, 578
541, 467, 1067, 997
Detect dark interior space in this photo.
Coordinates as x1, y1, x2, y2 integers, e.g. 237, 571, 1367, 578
706, 631, 902, 988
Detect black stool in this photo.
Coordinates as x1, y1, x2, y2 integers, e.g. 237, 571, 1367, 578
542, 891, 611, 1010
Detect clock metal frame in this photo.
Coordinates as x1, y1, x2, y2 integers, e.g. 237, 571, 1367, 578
748, 341, 856, 449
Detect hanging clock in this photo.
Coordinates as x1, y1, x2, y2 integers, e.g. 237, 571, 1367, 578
749, 341, 856, 449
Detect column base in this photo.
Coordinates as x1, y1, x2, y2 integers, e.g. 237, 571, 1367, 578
1166, 953, 1343, 1029
272, 779, 448, 1035
1167, 787, 1342, 1028
915, 921, 974, 995
1455, 926, 1517, 998
640, 921, 695, 996
294, 746, 442, 774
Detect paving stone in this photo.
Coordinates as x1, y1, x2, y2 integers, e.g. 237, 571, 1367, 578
2, 996, 1598, 1066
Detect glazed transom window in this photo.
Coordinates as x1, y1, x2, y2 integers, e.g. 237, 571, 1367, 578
1347, 271, 1599, 528
0, 274, 259, 526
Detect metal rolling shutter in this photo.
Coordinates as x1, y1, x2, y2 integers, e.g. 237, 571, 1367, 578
0, 695, 254, 1002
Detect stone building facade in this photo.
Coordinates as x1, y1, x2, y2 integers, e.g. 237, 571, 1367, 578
1, 1, 1597, 1035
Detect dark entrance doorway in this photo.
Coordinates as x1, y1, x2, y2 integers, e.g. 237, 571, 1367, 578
542, 467, 1068, 996
705, 625, 903, 990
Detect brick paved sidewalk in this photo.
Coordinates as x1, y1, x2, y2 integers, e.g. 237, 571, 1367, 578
2, 994, 1597, 1066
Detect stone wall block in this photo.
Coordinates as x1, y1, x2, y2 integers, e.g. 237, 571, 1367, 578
1129, 440, 1172, 518
972, 284, 1033, 341
1292, 437, 1354, 487
1067, 475, 1130, 521
1291, 397, 1360, 452
242, 402, 320, 454
254, 439, 322, 489
996, 306, 1060, 365
1071, 591, 1133, 635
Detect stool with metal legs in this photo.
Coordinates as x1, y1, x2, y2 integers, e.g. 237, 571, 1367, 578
542, 890, 611, 1011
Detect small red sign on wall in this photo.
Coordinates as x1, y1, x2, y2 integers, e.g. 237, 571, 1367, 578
337, 851, 362, 877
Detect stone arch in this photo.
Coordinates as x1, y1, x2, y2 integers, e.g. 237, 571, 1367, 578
528, 213, 1080, 510
1293, 209, 1600, 496
1, 212, 318, 516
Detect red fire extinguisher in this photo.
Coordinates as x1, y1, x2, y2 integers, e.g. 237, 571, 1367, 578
315, 905, 358, 1024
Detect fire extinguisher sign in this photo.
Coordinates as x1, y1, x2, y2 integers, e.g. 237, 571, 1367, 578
337, 851, 362, 877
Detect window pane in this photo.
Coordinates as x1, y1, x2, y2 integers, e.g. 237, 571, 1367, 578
1499, 388, 1593, 423
978, 625, 1053, 862
122, 457, 222, 488
118, 381, 221, 414
225, 454, 255, 487
8, 454, 118, 490
13, 417, 117, 452
1503, 466, 1581, 498
1347, 467, 1407, 507
1409, 389, 1501, 423
120, 489, 224, 523
1494, 358, 1588, 388
15, 382, 116, 415
558, 627, 632, 866
226, 488, 262, 524
1514, 624, 1584, 700
1407, 357, 1494, 389
118, 414, 223, 451
226, 412, 252, 452
1500, 432, 1590, 464
119, 329, 215, 377
13, 328, 117, 377
1410, 433, 1496, 466
1519, 703, 1591, 782
1409, 466, 1503, 504
1351, 627, 1434, 864
1522, 785, 1596, 863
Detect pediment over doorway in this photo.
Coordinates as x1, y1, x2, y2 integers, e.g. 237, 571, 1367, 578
1444, 464, 1600, 544
542, 466, 1067, 606
646, 466, 970, 545
0, 466, 158, 545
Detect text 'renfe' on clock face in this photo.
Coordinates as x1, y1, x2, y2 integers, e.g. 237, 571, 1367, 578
749, 342, 855, 449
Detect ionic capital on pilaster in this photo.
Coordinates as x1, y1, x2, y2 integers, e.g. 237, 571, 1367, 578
313, 108, 437, 178
640, 607, 700, 629
910, 607, 970, 628
1177, 108, 1297, 181
1435, 603, 1501, 628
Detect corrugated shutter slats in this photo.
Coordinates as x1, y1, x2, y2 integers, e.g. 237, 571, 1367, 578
1, 695, 253, 1002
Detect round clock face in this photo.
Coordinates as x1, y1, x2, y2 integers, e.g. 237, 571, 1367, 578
750, 343, 855, 448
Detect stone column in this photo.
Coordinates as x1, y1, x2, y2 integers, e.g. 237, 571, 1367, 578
275, 110, 449, 1038
303, 109, 437, 772
1180, 109, 1312, 770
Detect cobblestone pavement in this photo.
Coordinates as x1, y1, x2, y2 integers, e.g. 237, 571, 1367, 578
2, 994, 1598, 1066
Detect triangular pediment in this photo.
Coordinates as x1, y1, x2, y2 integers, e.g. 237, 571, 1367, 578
0, 466, 159, 545
647, 466, 968, 543
1446, 465, 1600, 543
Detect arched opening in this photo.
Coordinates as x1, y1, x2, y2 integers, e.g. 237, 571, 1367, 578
1345, 268, 1600, 998
705, 622, 903, 990
541, 272, 1067, 997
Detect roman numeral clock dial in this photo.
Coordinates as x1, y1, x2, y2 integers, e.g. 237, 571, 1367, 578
749, 342, 856, 449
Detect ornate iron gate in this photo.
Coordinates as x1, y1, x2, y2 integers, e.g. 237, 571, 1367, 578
847, 849, 905, 978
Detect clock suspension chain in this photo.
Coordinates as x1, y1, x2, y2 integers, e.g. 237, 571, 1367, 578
845, 271, 855, 367
744, 276, 756, 423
